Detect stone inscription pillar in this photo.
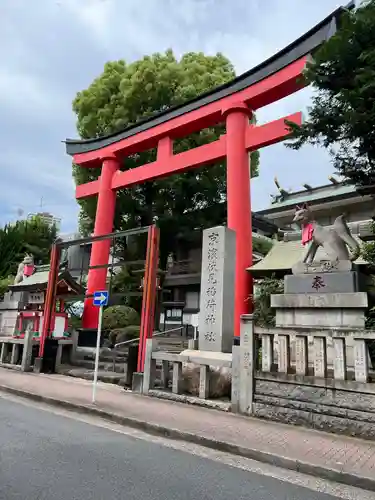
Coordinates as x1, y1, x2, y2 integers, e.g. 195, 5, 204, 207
198, 226, 236, 353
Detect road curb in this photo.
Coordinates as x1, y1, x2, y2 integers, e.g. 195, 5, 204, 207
1, 383, 374, 492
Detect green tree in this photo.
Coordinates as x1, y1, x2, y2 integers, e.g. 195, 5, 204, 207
16, 216, 57, 264
0, 224, 22, 278
102, 305, 140, 331
0, 217, 57, 279
252, 236, 273, 256
287, 1, 375, 186
0, 276, 13, 300
253, 276, 284, 328
73, 50, 259, 266
360, 223, 375, 364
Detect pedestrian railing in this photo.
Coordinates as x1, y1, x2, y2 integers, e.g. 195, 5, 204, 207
111, 326, 186, 373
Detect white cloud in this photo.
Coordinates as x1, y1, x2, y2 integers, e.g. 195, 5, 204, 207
0, 0, 350, 232
60, 0, 115, 47
0, 69, 64, 116
0, 149, 78, 232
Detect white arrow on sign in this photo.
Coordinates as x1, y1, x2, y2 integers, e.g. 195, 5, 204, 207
96, 293, 107, 304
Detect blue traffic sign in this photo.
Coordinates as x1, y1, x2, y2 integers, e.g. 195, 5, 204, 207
93, 290, 109, 307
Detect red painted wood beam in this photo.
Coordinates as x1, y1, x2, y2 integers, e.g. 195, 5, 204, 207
112, 137, 226, 190
73, 57, 308, 166
75, 112, 302, 199
246, 112, 302, 150
75, 179, 100, 199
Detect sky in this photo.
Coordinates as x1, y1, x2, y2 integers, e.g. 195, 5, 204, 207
0, 0, 354, 233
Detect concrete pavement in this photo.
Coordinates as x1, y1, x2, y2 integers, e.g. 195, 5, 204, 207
0, 368, 375, 491
0, 397, 362, 500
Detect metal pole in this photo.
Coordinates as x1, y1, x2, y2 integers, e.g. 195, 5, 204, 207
92, 305, 103, 404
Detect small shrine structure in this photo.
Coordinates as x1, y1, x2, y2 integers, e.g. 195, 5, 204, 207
7, 266, 84, 339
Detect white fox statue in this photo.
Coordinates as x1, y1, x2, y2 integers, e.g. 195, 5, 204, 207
293, 204, 360, 264
14, 254, 35, 285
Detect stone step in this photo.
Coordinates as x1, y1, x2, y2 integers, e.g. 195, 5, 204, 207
157, 340, 189, 352
75, 349, 128, 363
71, 359, 126, 374
58, 363, 171, 388
79, 353, 127, 363
76, 342, 188, 361
57, 365, 126, 386
158, 341, 188, 347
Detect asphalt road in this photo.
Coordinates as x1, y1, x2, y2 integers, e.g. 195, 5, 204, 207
0, 397, 354, 500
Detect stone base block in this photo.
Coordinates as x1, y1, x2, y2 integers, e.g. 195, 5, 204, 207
188, 339, 199, 350
132, 372, 144, 393
180, 363, 231, 398
33, 357, 42, 373
292, 259, 352, 275
179, 349, 232, 368
284, 271, 362, 294
276, 308, 366, 328
272, 292, 367, 328
271, 292, 368, 309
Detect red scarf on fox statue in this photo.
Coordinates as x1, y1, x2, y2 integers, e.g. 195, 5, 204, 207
294, 203, 314, 245
301, 223, 314, 245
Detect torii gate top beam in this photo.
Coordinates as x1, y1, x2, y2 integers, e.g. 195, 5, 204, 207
65, 2, 353, 167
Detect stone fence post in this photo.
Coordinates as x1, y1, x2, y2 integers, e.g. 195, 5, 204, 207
142, 338, 157, 394
231, 314, 255, 414
21, 329, 34, 372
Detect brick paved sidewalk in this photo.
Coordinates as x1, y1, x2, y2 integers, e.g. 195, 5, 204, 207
0, 367, 374, 490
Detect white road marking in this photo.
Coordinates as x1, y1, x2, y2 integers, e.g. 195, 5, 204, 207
0, 392, 373, 500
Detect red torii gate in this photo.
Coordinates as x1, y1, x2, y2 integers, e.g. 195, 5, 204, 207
65, 5, 350, 338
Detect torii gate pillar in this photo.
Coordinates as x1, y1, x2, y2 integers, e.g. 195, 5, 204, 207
82, 155, 119, 329
223, 103, 253, 337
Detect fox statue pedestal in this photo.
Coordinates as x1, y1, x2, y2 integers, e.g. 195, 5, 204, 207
271, 289, 368, 330
270, 204, 367, 370
272, 259, 368, 370
274, 251, 367, 331
271, 284, 368, 370
287, 260, 366, 295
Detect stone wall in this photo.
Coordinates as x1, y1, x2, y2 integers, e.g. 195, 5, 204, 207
253, 373, 375, 440
0, 310, 18, 337
0, 291, 24, 337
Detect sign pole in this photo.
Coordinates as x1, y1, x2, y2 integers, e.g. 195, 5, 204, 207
92, 304, 103, 404
91, 290, 109, 404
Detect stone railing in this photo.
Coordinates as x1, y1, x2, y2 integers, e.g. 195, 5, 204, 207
245, 317, 375, 439
141, 314, 375, 439
255, 325, 374, 383
0, 332, 76, 372
142, 338, 231, 399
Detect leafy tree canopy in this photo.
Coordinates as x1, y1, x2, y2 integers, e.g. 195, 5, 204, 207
73, 50, 259, 266
0, 276, 13, 301
0, 217, 57, 279
287, 0, 375, 186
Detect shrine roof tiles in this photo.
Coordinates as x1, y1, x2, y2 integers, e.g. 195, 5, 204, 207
10, 271, 50, 289
258, 184, 358, 215
249, 235, 367, 277
9, 270, 84, 294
